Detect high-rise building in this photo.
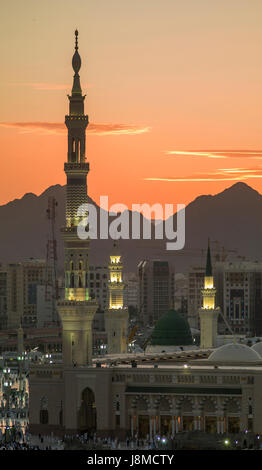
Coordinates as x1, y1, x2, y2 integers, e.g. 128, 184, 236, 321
187, 266, 205, 329
138, 259, 175, 325
86, 265, 109, 311
215, 261, 262, 336
123, 272, 138, 308
0, 260, 52, 330
36, 285, 54, 328
57, 30, 98, 367
87, 265, 109, 333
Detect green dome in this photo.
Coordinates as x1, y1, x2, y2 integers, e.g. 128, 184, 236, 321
150, 309, 193, 346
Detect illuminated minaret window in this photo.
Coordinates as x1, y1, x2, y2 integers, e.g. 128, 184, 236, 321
105, 242, 129, 354
199, 240, 220, 349
57, 31, 98, 367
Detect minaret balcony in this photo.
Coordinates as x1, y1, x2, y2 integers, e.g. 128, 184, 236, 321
65, 115, 88, 127
65, 115, 88, 120
57, 298, 98, 308
108, 306, 128, 311
60, 226, 78, 233
201, 288, 217, 295
64, 162, 89, 173
109, 265, 123, 271
108, 282, 125, 290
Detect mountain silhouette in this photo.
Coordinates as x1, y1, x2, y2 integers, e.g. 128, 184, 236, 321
0, 182, 261, 273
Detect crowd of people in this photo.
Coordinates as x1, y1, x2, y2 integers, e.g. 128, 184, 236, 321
63, 432, 167, 450
0, 432, 63, 450
0, 430, 168, 450
0, 442, 41, 450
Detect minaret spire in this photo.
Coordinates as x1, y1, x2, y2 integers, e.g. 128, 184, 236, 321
71, 29, 82, 96
57, 30, 98, 367
205, 238, 212, 277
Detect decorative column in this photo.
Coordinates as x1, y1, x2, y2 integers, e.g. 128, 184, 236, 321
175, 417, 179, 433
153, 416, 156, 437
194, 415, 198, 431
149, 416, 153, 441
134, 415, 137, 436
17, 325, 24, 356
131, 415, 134, 438
223, 417, 226, 433
216, 416, 221, 434
199, 416, 203, 430
172, 416, 175, 436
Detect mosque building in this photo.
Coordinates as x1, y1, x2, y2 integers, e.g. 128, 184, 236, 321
29, 31, 262, 440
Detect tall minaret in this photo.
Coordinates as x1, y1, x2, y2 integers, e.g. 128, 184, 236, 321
199, 241, 220, 349
57, 31, 98, 366
104, 242, 129, 354
65, 29, 89, 229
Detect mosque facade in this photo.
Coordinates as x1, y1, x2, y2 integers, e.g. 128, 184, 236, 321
29, 342, 262, 438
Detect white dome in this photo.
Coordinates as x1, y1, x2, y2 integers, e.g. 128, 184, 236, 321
208, 343, 261, 363
251, 342, 262, 357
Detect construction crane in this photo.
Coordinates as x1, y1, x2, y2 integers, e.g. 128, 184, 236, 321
45, 197, 59, 325
212, 240, 238, 262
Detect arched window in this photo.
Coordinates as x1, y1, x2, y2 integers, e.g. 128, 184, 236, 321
78, 388, 96, 432
77, 140, 80, 162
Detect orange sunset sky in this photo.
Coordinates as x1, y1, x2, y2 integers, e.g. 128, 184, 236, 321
1, 0, 262, 212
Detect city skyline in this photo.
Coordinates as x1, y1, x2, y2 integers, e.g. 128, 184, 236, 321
1, 5, 262, 451
1, 0, 262, 211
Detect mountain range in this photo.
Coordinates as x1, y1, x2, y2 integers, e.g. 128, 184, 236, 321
0, 182, 261, 273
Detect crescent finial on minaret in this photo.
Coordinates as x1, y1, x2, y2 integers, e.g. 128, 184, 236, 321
75, 29, 78, 51
72, 29, 81, 76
